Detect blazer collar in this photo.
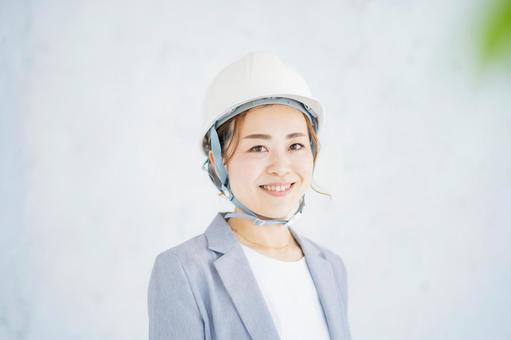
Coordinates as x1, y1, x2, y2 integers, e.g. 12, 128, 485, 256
204, 212, 346, 340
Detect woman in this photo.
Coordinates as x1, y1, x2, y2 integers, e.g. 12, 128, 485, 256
148, 52, 351, 340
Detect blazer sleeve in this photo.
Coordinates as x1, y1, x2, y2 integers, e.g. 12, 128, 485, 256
148, 251, 204, 340
333, 254, 352, 340
334, 254, 349, 310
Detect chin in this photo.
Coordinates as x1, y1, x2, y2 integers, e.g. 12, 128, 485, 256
238, 192, 301, 220
255, 207, 295, 220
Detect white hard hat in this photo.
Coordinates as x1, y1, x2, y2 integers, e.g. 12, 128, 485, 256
200, 51, 324, 151
200, 52, 324, 227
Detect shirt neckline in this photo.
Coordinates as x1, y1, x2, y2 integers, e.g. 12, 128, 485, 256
240, 242, 305, 264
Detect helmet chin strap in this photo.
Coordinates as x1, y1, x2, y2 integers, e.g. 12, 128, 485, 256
205, 125, 306, 227
224, 194, 306, 227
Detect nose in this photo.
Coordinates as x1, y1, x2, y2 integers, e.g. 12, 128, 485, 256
266, 150, 291, 177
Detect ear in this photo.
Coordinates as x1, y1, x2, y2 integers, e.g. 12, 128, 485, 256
209, 150, 227, 168
208, 150, 214, 165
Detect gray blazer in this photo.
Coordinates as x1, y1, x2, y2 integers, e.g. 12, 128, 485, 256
148, 212, 351, 340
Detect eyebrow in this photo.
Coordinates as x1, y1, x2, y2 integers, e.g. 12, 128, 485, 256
242, 132, 307, 140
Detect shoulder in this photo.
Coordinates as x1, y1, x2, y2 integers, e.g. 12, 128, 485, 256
297, 232, 348, 277
151, 232, 217, 284
154, 232, 211, 264
148, 237, 206, 339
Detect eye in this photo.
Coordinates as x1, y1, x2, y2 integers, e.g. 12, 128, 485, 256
248, 145, 267, 152
290, 143, 305, 151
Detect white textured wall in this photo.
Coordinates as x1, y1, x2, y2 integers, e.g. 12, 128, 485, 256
1, 0, 510, 339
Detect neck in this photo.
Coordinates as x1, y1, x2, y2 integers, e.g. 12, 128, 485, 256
227, 208, 294, 249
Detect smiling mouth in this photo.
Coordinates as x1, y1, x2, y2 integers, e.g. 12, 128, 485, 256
258, 182, 296, 193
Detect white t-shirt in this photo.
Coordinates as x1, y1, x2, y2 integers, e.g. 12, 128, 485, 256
240, 243, 331, 340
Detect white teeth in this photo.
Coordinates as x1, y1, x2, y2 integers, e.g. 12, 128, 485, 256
262, 184, 292, 192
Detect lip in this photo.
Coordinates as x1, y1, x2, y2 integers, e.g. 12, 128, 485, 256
259, 182, 296, 197
261, 182, 294, 186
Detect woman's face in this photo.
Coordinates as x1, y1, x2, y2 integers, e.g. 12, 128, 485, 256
225, 104, 314, 219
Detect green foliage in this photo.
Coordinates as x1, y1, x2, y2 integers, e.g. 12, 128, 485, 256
479, 0, 511, 65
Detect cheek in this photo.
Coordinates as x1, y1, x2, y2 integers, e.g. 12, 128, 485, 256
294, 154, 314, 182
226, 158, 262, 188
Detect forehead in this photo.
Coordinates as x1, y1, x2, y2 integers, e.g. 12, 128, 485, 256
239, 104, 308, 134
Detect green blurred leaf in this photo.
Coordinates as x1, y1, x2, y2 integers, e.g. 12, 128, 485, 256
479, 0, 511, 65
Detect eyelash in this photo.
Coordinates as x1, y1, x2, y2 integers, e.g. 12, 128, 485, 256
248, 143, 305, 153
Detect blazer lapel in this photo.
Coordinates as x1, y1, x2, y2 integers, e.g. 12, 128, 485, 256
205, 212, 346, 340
289, 227, 346, 340
205, 213, 281, 340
